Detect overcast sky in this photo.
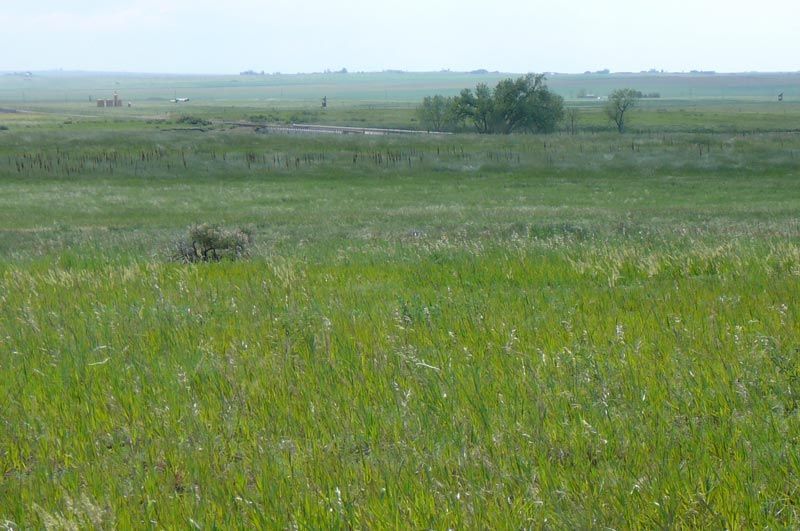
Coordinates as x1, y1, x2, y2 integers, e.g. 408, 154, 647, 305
1, 0, 797, 74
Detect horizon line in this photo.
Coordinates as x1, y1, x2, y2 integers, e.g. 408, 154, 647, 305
3, 68, 800, 77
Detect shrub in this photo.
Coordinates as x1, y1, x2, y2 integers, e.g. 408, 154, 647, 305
0, 125, 8, 131
172, 223, 253, 263
250, 113, 281, 123
175, 115, 211, 126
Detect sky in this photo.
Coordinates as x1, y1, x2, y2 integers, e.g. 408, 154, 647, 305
1, 0, 798, 74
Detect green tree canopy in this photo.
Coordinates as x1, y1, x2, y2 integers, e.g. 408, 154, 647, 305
606, 88, 640, 133
492, 74, 564, 134
421, 74, 563, 134
416, 95, 455, 132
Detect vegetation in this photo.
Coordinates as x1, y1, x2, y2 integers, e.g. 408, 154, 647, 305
417, 74, 564, 133
455, 74, 563, 133
172, 223, 252, 263
416, 94, 455, 132
0, 74, 799, 527
565, 107, 580, 135
1, 71, 797, 105
606, 88, 640, 133
632, 90, 661, 98
175, 115, 212, 126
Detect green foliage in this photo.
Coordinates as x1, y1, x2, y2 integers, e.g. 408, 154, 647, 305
448, 74, 564, 134
249, 113, 282, 123
2, 236, 799, 528
606, 88, 640, 133
452, 83, 495, 133
492, 74, 564, 133
173, 223, 252, 262
416, 95, 457, 132
1, 103, 800, 528
33, 494, 115, 529
175, 115, 212, 126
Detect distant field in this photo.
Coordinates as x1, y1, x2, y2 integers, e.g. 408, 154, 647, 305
1, 71, 798, 134
1, 71, 799, 104
0, 75, 799, 527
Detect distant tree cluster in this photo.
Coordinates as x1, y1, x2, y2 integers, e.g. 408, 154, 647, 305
417, 74, 564, 134
631, 90, 661, 99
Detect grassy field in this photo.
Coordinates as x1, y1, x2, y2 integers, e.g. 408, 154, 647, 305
2, 70, 799, 103
0, 74, 799, 527
2, 70, 799, 134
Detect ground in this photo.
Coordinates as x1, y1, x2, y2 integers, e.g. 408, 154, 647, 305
0, 72, 798, 528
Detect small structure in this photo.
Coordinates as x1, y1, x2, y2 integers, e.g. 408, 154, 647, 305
778, 92, 784, 102
97, 92, 123, 108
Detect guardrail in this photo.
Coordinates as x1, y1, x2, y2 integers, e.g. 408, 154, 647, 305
225, 121, 451, 136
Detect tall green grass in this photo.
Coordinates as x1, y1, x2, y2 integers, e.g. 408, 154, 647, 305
2, 242, 799, 527
0, 120, 799, 527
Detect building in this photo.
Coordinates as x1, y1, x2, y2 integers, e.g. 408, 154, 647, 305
97, 93, 123, 108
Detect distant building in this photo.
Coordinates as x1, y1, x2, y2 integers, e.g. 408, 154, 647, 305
97, 92, 123, 108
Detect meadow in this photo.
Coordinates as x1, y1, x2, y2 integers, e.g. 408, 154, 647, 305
0, 73, 799, 528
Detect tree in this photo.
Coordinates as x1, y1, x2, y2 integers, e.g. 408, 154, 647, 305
417, 95, 454, 132
451, 83, 495, 133
449, 74, 563, 134
606, 89, 639, 133
528, 86, 565, 133
565, 108, 580, 135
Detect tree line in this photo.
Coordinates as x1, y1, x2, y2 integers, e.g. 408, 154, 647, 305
417, 74, 640, 134
417, 74, 564, 134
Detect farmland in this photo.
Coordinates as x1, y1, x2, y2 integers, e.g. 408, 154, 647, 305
0, 72, 799, 528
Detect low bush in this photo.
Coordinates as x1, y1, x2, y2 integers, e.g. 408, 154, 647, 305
175, 115, 211, 126
172, 223, 253, 263
250, 113, 281, 123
